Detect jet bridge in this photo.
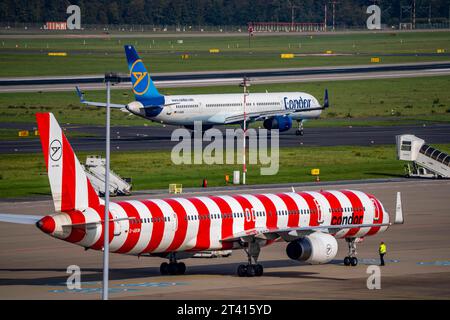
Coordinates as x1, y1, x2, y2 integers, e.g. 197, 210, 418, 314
83, 155, 132, 196
396, 135, 450, 178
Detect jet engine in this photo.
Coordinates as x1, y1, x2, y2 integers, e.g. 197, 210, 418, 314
126, 101, 145, 116
286, 232, 338, 264
263, 116, 292, 132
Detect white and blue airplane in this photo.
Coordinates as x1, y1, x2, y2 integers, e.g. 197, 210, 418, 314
77, 45, 329, 136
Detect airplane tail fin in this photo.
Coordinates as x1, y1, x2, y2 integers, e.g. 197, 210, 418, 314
124, 45, 164, 106
36, 113, 100, 213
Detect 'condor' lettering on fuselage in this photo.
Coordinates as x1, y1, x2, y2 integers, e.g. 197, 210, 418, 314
284, 97, 312, 110
331, 215, 363, 225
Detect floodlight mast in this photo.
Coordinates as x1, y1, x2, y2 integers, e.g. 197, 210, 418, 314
102, 72, 120, 300
240, 77, 250, 185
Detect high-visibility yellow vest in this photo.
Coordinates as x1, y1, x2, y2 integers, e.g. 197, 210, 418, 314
379, 244, 387, 254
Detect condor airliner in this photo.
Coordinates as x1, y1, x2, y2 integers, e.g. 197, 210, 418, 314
77, 45, 329, 136
0, 113, 403, 277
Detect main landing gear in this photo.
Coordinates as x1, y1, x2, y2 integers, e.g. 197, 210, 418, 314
295, 120, 304, 136
343, 238, 358, 267
237, 239, 264, 277
160, 253, 186, 275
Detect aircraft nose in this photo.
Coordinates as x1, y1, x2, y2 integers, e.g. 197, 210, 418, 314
36, 216, 56, 234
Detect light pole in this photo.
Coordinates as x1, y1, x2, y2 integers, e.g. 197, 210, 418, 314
248, 24, 253, 48
102, 72, 121, 301
288, 1, 299, 32
240, 77, 250, 185
332, 1, 337, 31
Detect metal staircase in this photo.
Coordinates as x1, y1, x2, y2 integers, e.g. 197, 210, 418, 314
396, 135, 450, 178
83, 155, 132, 196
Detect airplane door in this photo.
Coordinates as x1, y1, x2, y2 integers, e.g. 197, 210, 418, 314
314, 199, 324, 224
171, 212, 178, 232
371, 199, 381, 221
114, 219, 121, 236
110, 210, 121, 236
165, 106, 173, 116
109, 207, 122, 236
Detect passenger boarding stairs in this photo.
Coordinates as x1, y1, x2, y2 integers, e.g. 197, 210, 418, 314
83, 155, 132, 196
396, 135, 450, 178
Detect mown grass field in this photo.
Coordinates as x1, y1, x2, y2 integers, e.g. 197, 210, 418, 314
1, 76, 449, 127
0, 31, 449, 76
2, 144, 449, 199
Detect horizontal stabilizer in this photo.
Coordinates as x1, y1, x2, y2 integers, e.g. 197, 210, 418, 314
75, 87, 125, 109
62, 216, 135, 229
0, 213, 42, 225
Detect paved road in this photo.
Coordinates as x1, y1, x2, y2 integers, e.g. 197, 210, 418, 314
1, 123, 450, 154
1, 61, 450, 92
0, 179, 449, 299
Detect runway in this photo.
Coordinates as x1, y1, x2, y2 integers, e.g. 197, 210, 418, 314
1, 61, 450, 93
0, 179, 449, 299
1, 122, 450, 154
1, 28, 448, 39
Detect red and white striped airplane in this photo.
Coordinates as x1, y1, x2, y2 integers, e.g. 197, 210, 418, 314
0, 113, 404, 277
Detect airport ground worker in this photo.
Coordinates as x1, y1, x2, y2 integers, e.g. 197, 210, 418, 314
379, 241, 387, 266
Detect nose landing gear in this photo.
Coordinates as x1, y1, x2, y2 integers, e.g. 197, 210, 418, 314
343, 238, 358, 266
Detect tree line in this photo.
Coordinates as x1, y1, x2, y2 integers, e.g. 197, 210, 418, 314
1, 0, 449, 27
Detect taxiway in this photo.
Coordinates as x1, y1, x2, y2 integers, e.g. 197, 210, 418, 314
0, 179, 449, 299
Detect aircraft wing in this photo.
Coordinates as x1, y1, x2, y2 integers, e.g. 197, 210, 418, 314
222, 106, 327, 124
76, 87, 126, 109
220, 222, 391, 243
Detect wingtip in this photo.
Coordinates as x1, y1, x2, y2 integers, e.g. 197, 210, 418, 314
324, 88, 329, 108
75, 86, 85, 102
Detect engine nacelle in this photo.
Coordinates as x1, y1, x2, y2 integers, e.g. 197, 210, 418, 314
126, 101, 145, 116
263, 116, 292, 132
286, 232, 338, 265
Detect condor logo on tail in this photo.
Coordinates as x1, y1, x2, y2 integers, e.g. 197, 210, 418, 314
49, 139, 62, 161
130, 60, 150, 95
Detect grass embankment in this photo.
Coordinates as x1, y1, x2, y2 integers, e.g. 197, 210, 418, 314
0, 128, 97, 140
1, 144, 449, 199
0, 32, 449, 76
1, 76, 449, 126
